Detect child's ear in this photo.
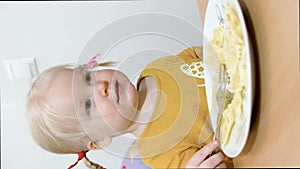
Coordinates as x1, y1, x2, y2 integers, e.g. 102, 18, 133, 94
87, 137, 112, 150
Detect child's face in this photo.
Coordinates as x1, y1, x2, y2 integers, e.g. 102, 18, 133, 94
43, 68, 139, 138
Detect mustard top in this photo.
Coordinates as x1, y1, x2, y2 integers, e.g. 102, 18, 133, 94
134, 47, 214, 168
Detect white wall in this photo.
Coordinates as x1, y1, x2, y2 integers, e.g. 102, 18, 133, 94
0, 1, 203, 169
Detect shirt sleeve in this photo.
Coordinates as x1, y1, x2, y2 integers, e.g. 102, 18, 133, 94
142, 146, 201, 169
176, 46, 203, 61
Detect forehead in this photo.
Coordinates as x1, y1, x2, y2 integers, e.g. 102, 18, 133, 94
44, 69, 76, 116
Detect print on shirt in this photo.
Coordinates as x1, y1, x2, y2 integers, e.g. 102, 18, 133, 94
180, 61, 205, 87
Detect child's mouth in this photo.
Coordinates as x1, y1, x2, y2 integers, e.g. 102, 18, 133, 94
115, 81, 120, 103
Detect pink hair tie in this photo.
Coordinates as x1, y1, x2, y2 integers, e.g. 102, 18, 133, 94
86, 53, 100, 69
67, 151, 88, 169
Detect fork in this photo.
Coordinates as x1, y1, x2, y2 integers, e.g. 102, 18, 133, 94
213, 2, 229, 142
212, 64, 233, 153
214, 64, 226, 140
215, 4, 227, 48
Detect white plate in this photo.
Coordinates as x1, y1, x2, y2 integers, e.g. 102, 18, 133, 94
203, 0, 255, 157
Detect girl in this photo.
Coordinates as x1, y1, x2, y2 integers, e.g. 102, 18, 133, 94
26, 46, 232, 168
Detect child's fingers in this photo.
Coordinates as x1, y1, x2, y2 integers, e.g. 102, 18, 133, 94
200, 151, 225, 168
185, 140, 219, 167
216, 162, 227, 168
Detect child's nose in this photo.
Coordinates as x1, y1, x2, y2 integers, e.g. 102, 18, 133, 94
95, 80, 108, 97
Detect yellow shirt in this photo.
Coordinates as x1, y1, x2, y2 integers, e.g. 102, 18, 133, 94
136, 47, 214, 168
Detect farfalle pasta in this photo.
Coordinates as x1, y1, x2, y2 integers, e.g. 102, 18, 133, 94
210, 2, 248, 146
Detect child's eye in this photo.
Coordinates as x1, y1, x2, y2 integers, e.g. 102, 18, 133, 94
85, 72, 93, 85
85, 98, 92, 114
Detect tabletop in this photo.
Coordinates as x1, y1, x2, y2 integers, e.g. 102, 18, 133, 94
197, 0, 300, 167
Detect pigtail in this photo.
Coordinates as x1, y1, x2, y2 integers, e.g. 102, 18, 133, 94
84, 53, 118, 70
68, 151, 106, 169
97, 61, 118, 67
84, 156, 106, 169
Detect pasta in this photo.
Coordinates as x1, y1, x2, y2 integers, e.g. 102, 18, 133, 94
210, 2, 247, 146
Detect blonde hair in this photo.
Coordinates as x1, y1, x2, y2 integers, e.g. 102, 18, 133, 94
26, 64, 105, 168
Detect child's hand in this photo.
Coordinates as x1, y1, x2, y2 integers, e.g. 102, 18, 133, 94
185, 140, 233, 168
